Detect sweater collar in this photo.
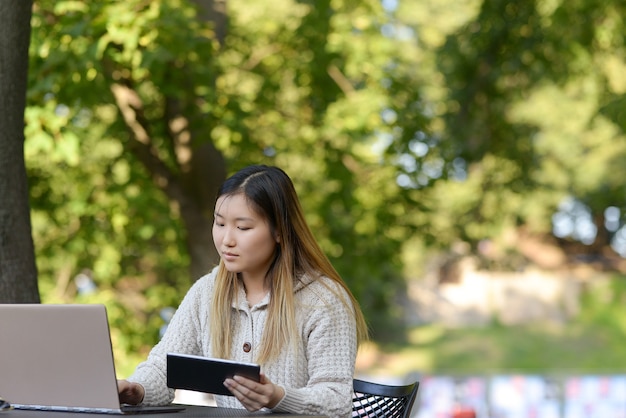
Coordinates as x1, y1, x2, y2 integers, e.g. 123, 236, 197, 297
231, 272, 317, 311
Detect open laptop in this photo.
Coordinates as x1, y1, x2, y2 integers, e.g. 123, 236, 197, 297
0, 304, 184, 415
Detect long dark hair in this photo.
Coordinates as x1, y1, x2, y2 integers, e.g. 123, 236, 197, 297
210, 165, 368, 363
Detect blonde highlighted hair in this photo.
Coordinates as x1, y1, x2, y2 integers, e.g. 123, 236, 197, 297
210, 165, 368, 364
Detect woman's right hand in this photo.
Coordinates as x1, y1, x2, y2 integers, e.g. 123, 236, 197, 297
117, 380, 145, 405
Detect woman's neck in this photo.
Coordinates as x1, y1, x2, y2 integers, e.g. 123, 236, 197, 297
240, 273, 269, 306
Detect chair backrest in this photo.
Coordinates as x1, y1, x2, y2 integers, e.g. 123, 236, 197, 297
352, 378, 419, 418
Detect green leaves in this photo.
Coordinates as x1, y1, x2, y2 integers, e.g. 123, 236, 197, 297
25, 0, 626, 359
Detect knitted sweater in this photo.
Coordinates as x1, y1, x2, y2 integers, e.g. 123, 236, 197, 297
128, 266, 358, 417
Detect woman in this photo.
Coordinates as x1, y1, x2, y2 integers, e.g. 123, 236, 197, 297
118, 165, 368, 417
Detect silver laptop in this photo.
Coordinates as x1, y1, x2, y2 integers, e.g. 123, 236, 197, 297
0, 304, 184, 415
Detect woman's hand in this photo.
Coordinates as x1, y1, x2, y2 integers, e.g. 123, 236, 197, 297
223, 373, 285, 412
117, 380, 145, 405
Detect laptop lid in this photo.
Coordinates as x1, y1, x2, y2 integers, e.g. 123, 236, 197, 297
0, 304, 125, 413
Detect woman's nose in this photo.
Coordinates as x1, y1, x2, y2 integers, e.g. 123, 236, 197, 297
222, 228, 235, 246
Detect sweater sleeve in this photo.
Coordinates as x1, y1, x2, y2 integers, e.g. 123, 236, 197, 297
271, 280, 357, 417
126, 271, 214, 406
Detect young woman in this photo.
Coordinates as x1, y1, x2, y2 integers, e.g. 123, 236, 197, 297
118, 165, 368, 416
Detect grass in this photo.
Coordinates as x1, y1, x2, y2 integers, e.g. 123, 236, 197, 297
355, 275, 626, 379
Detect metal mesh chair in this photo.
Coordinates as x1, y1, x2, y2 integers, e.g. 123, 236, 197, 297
352, 378, 419, 418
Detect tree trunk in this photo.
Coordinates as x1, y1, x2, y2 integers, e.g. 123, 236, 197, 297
108, 0, 228, 282
179, 141, 226, 280
0, 0, 40, 303
178, 0, 228, 279
111, 78, 225, 283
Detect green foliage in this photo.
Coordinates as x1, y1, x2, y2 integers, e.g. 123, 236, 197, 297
26, 0, 425, 367
578, 275, 626, 334
25, 0, 626, 371
382, 0, 626, 265
28, 3, 197, 373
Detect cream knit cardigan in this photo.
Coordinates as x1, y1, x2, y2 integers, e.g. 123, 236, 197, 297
128, 266, 358, 417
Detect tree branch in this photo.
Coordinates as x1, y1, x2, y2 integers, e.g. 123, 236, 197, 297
327, 64, 355, 96
110, 82, 189, 206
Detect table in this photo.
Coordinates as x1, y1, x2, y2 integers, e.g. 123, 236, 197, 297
2, 405, 328, 418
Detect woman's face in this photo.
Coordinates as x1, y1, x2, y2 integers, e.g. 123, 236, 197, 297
212, 193, 278, 281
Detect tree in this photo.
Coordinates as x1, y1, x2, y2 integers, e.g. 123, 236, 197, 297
387, 0, 626, 271
26, 0, 421, 355
25, 0, 626, 366
0, 0, 40, 303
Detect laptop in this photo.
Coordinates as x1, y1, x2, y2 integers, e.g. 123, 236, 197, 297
0, 304, 184, 415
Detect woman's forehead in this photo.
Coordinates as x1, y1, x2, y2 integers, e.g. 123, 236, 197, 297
215, 194, 261, 217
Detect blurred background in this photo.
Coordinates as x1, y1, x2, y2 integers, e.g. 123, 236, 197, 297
6, 0, 626, 416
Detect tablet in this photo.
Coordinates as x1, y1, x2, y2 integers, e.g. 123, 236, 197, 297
166, 353, 261, 396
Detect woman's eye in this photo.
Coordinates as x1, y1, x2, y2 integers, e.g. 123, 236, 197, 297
238, 227, 251, 231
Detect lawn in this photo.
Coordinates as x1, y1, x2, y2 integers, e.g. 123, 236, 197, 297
355, 274, 626, 379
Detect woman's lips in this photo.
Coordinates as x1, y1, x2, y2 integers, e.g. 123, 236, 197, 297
222, 252, 238, 261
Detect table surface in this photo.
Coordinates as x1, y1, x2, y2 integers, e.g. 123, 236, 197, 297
2, 405, 327, 418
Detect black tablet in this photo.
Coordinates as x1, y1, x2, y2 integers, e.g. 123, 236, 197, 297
166, 353, 261, 396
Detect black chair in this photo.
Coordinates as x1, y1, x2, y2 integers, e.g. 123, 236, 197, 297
352, 378, 419, 418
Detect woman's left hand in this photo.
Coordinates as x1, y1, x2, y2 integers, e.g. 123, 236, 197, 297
224, 372, 285, 412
